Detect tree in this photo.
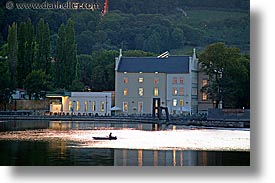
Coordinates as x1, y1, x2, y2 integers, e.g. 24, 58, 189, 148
0, 59, 12, 110
54, 19, 78, 90
7, 22, 17, 88
33, 18, 51, 74
24, 70, 51, 100
54, 23, 66, 88
17, 19, 35, 88
199, 42, 250, 108
17, 21, 26, 88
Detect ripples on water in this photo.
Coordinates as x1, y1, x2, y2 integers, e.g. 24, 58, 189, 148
0, 121, 250, 151
0, 121, 250, 166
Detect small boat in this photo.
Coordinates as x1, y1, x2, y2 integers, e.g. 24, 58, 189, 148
93, 136, 117, 140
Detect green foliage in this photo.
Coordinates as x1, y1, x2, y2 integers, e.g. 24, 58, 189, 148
70, 79, 84, 92
0, 0, 249, 55
24, 70, 51, 100
7, 22, 17, 88
33, 18, 51, 74
54, 19, 78, 90
16, 19, 35, 88
199, 42, 250, 108
0, 59, 12, 110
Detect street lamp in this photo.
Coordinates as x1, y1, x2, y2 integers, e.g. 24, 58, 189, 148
214, 68, 224, 109
105, 96, 107, 116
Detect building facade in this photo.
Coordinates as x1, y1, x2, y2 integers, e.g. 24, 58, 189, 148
47, 92, 112, 116
115, 49, 204, 115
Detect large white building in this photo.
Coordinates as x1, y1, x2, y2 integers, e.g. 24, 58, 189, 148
47, 92, 112, 116
114, 49, 204, 115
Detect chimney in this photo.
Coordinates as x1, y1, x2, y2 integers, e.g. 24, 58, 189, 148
119, 49, 122, 57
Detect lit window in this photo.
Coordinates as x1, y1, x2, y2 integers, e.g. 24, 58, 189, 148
92, 101, 96, 111
154, 88, 159, 96
173, 77, 177, 84
139, 77, 144, 83
173, 88, 178, 95
101, 101, 105, 112
124, 88, 128, 96
202, 79, 208, 87
76, 101, 80, 111
154, 78, 159, 84
123, 102, 128, 112
69, 101, 72, 111
180, 99, 184, 107
180, 87, 184, 95
202, 92, 208, 101
173, 99, 177, 107
138, 102, 143, 113
180, 77, 184, 84
139, 88, 144, 96
124, 77, 128, 84
85, 101, 88, 111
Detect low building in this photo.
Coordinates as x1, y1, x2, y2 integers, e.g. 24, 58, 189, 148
46, 92, 112, 116
12, 89, 28, 100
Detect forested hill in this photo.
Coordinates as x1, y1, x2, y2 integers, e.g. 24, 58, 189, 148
0, 0, 249, 55
109, 0, 249, 14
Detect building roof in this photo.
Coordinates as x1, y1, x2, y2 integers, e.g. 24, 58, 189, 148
117, 56, 190, 73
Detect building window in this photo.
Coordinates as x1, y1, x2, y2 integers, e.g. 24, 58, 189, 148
173, 88, 178, 95
154, 88, 159, 96
138, 102, 143, 113
139, 77, 144, 83
69, 101, 72, 111
173, 77, 177, 84
76, 101, 80, 111
124, 88, 128, 96
92, 101, 96, 111
173, 99, 177, 107
124, 77, 128, 84
154, 78, 159, 84
123, 102, 128, 112
202, 92, 208, 101
179, 87, 184, 95
101, 101, 105, 112
85, 101, 88, 112
180, 99, 184, 107
202, 79, 208, 87
180, 77, 184, 84
139, 87, 144, 96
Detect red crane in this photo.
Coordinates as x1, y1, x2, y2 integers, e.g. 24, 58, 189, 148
102, 0, 108, 16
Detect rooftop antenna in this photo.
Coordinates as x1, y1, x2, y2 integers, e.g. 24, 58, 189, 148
102, 0, 109, 16
157, 51, 169, 58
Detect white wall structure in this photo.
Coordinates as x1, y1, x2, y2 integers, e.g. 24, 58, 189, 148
47, 92, 112, 116
115, 49, 200, 115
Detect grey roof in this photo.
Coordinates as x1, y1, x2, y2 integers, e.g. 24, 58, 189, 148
117, 56, 190, 73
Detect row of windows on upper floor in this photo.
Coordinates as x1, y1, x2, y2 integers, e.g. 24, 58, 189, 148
123, 77, 185, 84
123, 87, 185, 97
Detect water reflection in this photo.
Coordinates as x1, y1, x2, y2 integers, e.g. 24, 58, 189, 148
49, 121, 155, 131
0, 120, 250, 166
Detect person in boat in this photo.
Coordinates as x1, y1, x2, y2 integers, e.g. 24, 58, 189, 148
109, 133, 112, 138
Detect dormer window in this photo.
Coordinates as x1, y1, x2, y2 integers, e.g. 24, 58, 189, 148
139, 77, 144, 83
173, 77, 177, 84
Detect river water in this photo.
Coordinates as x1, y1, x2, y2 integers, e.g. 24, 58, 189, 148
0, 120, 250, 166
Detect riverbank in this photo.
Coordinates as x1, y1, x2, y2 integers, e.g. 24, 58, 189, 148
0, 114, 250, 129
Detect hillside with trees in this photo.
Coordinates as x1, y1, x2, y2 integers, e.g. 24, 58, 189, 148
0, 0, 250, 109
